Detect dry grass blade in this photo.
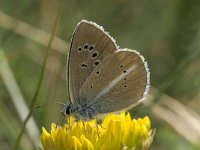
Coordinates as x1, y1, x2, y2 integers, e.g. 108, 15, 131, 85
0, 50, 40, 148
0, 11, 67, 53
151, 88, 200, 146
13, 0, 63, 149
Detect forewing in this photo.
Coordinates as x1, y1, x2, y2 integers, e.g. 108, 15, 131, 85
80, 49, 150, 113
68, 20, 118, 103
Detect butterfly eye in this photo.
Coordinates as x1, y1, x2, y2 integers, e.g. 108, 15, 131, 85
65, 106, 71, 115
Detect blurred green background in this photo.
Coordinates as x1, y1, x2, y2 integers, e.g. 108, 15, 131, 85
0, 0, 200, 150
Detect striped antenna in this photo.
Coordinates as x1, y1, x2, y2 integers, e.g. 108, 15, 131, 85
34, 102, 66, 108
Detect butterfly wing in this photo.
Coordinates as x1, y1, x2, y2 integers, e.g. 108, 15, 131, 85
68, 20, 118, 103
80, 49, 150, 113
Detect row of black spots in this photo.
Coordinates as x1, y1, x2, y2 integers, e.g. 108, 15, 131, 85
119, 64, 126, 73
123, 68, 127, 87
92, 49, 100, 68
90, 71, 100, 88
90, 70, 100, 88
85, 44, 95, 51
77, 44, 95, 52
80, 60, 100, 69
77, 44, 100, 66
123, 70, 127, 88
120, 64, 127, 87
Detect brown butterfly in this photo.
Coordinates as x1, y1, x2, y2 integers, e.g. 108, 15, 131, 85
62, 20, 150, 122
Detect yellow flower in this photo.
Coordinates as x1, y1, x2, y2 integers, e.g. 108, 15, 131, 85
41, 113, 155, 150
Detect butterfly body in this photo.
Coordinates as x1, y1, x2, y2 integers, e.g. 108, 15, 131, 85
62, 20, 150, 121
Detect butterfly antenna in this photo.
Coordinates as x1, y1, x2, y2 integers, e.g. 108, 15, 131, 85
56, 101, 66, 106
34, 101, 66, 108
34, 103, 52, 108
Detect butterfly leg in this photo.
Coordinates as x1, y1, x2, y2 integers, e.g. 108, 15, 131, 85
96, 117, 105, 129
95, 117, 106, 138
82, 121, 86, 130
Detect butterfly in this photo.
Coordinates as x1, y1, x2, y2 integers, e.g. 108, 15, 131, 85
61, 20, 150, 122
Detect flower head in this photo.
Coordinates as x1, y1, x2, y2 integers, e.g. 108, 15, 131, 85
41, 113, 155, 150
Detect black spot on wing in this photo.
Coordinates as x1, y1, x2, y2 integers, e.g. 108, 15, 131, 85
89, 45, 95, 51
80, 62, 88, 68
77, 47, 82, 52
84, 44, 89, 50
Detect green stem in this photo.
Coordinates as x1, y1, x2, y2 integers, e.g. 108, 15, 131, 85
13, 1, 63, 149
